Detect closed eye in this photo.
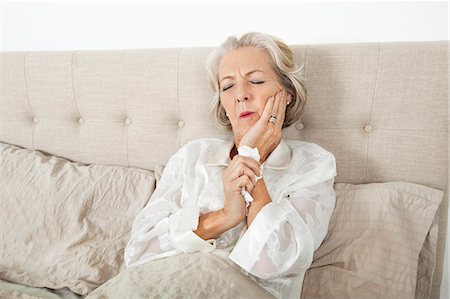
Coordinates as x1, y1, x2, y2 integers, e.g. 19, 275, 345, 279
222, 84, 233, 91
251, 80, 265, 85
221, 80, 265, 92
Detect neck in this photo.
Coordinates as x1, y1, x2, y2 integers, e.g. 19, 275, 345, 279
230, 145, 238, 160
229, 137, 241, 160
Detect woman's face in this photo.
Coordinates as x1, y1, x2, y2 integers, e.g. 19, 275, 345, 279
218, 46, 283, 141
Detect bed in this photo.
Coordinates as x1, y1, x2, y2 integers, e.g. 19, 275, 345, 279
0, 40, 448, 298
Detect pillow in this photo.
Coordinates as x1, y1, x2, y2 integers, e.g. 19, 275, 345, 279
0, 142, 156, 295
85, 252, 274, 299
0, 278, 81, 299
301, 182, 443, 299
415, 215, 439, 299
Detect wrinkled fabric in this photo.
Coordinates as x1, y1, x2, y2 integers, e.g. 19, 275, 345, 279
301, 182, 443, 299
124, 138, 337, 299
87, 252, 274, 299
0, 142, 156, 295
0, 278, 82, 299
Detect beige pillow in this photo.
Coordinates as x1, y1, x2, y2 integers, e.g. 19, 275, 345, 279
0, 142, 156, 295
302, 182, 443, 299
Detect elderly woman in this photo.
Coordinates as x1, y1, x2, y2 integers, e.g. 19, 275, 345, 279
124, 32, 337, 299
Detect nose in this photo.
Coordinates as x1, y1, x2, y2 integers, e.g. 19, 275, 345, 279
236, 95, 248, 103
235, 80, 251, 103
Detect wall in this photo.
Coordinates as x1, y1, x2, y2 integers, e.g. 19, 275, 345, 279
1, 1, 448, 51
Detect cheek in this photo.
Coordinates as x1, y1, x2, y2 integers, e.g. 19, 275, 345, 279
220, 93, 233, 104
220, 99, 234, 117
256, 82, 281, 110
255, 96, 270, 115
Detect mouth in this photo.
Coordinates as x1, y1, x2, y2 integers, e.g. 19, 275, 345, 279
239, 111, 255, 119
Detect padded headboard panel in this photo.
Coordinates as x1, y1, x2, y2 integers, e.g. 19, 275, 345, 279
1, 41, 448, 297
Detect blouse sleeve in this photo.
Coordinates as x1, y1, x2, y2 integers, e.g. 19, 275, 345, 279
228, 149, 337, 280
124, 147, 215, 268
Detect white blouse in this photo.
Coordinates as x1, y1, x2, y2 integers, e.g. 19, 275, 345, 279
124, 138, 337, 299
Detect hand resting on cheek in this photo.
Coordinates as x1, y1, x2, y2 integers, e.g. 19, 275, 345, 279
240, 89, 292, 164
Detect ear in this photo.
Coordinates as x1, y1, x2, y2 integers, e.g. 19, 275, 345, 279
287, 93, 293, 105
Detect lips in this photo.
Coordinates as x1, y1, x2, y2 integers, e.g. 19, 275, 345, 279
239, 111, 255, 118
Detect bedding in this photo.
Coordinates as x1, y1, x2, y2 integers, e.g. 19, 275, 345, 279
85, 251, 274, 299
0, 278, 81, 299
69, 181, 443, 299
301, 182, 443, 299
0, 142, 156, 296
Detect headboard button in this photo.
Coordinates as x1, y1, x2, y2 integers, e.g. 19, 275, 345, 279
33, 117, 39, 124
178, 120, 185, 128
364, 124, 373, 133
78, 117, 84, 125
125, 118, 132, 126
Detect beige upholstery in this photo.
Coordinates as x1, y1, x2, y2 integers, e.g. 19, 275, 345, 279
1, 41, 448, 298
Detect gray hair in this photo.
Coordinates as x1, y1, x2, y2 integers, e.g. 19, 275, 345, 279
205, 32, 307, 130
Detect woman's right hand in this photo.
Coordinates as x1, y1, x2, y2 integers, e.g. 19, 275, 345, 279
221, 154, 261, 226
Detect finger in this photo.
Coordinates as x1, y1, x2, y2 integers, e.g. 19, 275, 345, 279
233, 156, 261, 177
244, 176, 254, 193
276, 90, 288, 129
235, 164, 258, 185
271, 90, 281, 119
260, 96, 275, 122
229, 158, 260, 180
236, 175, 254, 193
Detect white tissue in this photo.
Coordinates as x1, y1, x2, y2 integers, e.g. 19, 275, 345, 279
237, 146, 263, 210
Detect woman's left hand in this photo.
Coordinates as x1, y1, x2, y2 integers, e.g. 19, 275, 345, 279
239, 89, 291, 163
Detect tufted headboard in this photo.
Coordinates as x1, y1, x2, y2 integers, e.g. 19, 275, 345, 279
1, 41, 448, 297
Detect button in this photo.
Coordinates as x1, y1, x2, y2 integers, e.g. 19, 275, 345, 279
78, 117, 84, 124
178, 120, 185, 128
364, 124, 373, 133
33, 116, 39, 124
295, 122, 304, 130
125, 118, 132, 126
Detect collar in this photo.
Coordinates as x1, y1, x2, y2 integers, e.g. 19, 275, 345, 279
206, 139, 291, 170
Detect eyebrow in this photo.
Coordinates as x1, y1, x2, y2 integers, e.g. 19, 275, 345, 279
219, 69, 264, 83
